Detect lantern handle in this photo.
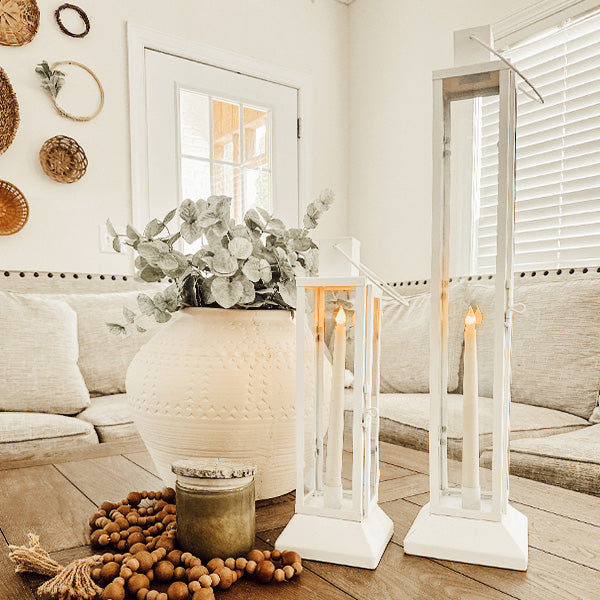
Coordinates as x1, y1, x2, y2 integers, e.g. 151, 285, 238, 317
333, 243, 409, 306
469, 35, 544, 105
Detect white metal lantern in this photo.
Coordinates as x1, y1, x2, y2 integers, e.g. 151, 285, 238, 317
404, 32, 529, 570
276, 238, 393, 569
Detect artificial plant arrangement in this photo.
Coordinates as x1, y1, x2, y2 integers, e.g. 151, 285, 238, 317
106, 191, 334, 335
35, 61, 65, 97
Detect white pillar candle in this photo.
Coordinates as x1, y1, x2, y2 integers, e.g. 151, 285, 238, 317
324, 306, 346, 509
462, 305, 482, 510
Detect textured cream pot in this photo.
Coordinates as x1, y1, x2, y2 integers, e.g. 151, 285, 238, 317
126, 307, 328, 500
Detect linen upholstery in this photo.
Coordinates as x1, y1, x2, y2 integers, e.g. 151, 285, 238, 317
469, 279, 600, 419
77, 394, 140, 442
380, 283, 468, 394
481, 425, 600, 496
0, 292, 90, 414
0, 412, 98, 461
344, 390, 588, 459
27, 292, 164, 396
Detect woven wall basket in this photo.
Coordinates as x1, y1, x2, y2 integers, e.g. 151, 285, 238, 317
0, 67, 20, 156
0, 180, 29, 235
0, 0, 40, 46
39, 135, 88, 184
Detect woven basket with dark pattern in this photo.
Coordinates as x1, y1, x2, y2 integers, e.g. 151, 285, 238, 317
39, 135, 88, 184
0, 0, 40, 46
0, 180, 29, 235
0, 67, 19, 156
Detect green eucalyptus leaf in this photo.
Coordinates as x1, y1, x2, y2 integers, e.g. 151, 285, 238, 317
123, 306, 136, 324
154, 310, 172, 323
136, 325, 147, 333
241, 256, 261, 282
180, 220, 203, 244
106, 322, 127, 336
163, 208, 177, 224
134, 256, 147, 270
144, 218, 164, 239
137, 293, 156, 316
259, 258, 272, 283
212, 277, 243, 308
179, 199, 199, 223
278, 281, 297, 308
236, 276, 256, 304
139, 264, 165, 282
228, 237, 253, 260
106, 219, 117, 237
157, 254, 179, 271
126, 225, 140, 241
213, 248, 239, 275
112, 237, 121, 253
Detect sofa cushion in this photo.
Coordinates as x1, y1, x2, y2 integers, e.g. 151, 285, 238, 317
481, 425, 600, 496
77, 394, 140, 442
380, 283, 467, 394
0, 412, 98, 461
28, 292, 164, 397
469, 279, 600, 420
0, 292, 90, 414
344, 391, 588, 459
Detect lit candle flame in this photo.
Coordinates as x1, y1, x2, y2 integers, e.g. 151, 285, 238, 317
335, 306, 347, 325
464, 305, 483, 327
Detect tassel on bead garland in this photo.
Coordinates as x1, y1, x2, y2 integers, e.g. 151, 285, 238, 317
8, 533, 103, 600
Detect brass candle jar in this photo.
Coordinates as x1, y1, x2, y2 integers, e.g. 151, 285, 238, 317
172, 459, 256, 561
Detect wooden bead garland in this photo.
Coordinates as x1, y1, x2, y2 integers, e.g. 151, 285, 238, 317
88, 488, 302, 600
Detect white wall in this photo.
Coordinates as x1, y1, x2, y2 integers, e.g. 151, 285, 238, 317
348, 0, 530, 281
0, 0, 349, 274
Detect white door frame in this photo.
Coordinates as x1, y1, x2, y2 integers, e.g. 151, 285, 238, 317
127, 22, 311, 228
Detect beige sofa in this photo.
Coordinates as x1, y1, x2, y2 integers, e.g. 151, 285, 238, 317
0, 270, 166, 461
345, 267, 600, 496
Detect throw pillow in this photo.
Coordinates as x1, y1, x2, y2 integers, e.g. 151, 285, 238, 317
0, 291, 90, 414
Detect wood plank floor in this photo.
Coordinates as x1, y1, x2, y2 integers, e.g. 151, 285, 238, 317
0, 441, 598, 599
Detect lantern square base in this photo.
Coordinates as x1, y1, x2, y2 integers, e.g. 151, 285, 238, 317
275, 503, 393, 569
404, 502, 528, 570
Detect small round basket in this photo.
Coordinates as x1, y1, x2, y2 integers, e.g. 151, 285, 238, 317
0, 180, 29, 236
39, 135, 88, 184
0, 66, 20, 156
0, 0, 40, 46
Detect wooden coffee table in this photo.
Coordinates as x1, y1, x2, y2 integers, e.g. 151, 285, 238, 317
0, 440, 598, 599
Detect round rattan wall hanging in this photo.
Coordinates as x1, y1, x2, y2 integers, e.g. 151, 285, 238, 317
39, 135, 88, 184
36, 60, 104, 122
55, 3, 90, 38
0, 0, 40, 46
0, 180, 29, 235
0, 67, 19, 156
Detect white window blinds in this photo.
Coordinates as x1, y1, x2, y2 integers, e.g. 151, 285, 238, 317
475, 10, 600, 273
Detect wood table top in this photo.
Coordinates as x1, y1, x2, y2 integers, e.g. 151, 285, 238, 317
0, 440, 598, 600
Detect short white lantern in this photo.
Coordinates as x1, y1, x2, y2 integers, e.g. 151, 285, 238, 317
275, 238, 393, 569
404, 37, 529, 570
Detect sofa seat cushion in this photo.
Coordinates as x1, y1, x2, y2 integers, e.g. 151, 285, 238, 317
77, 394, 140, 443
0, 292, 90, 414
481, 425, 600, 496
0, 412, 98, 461
344, 391, 588, 459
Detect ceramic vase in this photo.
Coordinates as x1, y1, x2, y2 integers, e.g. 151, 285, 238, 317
126, 307, 329, 500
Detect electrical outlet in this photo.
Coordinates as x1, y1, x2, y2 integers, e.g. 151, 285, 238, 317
99, 223, 119, 253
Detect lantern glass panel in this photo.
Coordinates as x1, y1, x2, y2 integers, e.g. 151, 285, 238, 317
438, 78, 504, 516
298, 284, 365, 520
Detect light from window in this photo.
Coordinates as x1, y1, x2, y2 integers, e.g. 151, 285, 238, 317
474, 10, 600, 273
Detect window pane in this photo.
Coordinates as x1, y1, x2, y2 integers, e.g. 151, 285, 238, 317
180, 90, 210, 158
243, 106, 269, 162
244, 167, 270, 213
214, 164, 242, 221
181, 158, 210, 202
213, 100, 240, 163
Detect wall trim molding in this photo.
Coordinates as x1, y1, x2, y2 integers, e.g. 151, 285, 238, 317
493, 0, 600, 48
126, 22, 312, 228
